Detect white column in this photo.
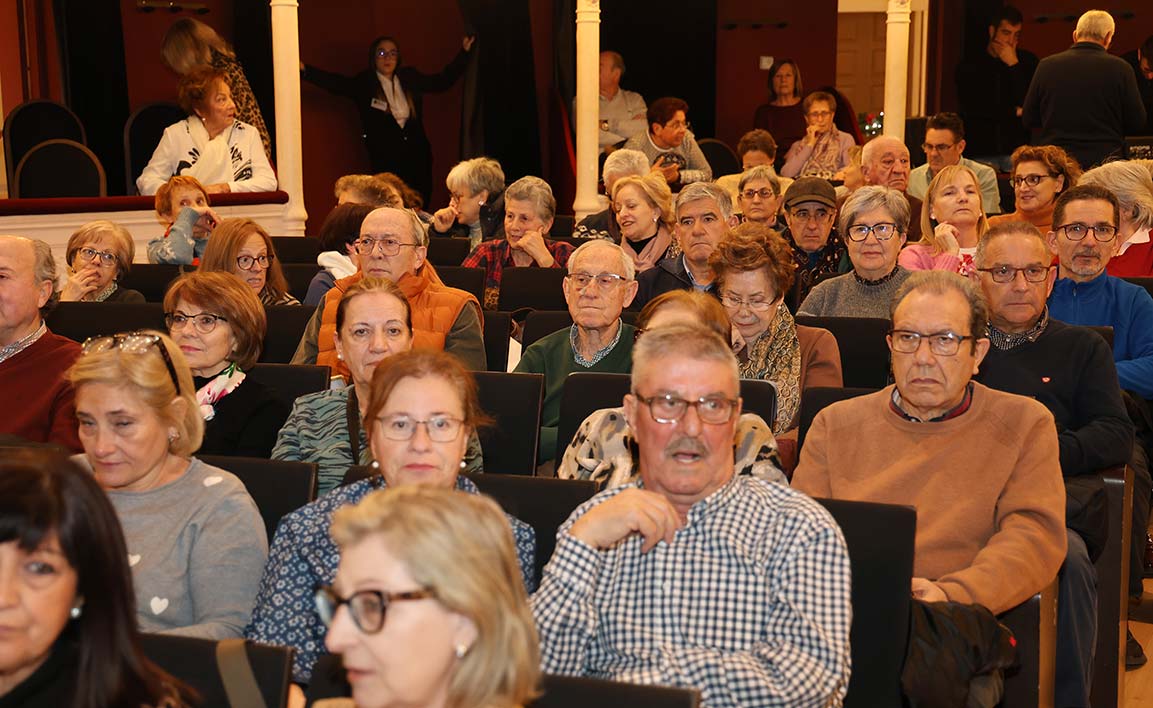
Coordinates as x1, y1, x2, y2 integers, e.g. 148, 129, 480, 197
572, 0, 601, 220
270, 0, 307, 234
883, 0, 912, 140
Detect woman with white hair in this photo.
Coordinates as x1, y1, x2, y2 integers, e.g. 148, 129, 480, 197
574, 148, 649, 241
428, 157, 506, 249
1079, 160, 1153, 276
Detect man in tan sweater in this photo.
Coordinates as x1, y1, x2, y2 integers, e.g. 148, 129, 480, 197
793, 271, 1067, 615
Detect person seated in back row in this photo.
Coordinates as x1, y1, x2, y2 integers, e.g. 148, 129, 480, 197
147, 175, 219, 266
907, 112, 1002, 214
60, 221, 146, 303
622, 96, 712, 187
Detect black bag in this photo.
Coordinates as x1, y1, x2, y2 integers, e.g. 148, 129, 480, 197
1064, 473, 1109, 563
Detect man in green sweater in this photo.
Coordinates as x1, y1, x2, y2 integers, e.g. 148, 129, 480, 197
516, 240, 637, 463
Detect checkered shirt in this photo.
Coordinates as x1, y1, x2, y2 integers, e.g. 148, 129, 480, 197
531, 474, 852, 707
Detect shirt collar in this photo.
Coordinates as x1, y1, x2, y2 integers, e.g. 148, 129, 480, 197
636, 470, 741, 527
987, 307, 1049, 350
889, 382, 974, 422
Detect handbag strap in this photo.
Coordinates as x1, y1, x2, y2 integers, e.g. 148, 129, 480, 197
215, 638, 268, 708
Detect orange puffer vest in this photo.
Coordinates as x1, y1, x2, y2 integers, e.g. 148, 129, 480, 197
316, 264, 481, 381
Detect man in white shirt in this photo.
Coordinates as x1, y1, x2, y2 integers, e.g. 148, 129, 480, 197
908, 112, 1002, 214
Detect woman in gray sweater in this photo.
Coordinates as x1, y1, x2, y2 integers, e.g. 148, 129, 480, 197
69, 330, 268, 639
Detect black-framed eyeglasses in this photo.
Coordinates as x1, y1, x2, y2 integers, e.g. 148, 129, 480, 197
1056, 223, 1118, 242
165, 311, 229, 335
845, 223, 900, 242
741, 188, 776, 201
976, 264, 1052, 283
237, 254, 273, 270
375, 49, 399, 59
566, 272, 629, 289
375, 414, 464, 442
888, 329, 972, 356
78, 247, 117, 267
81, 332, 180, 391
1009, 174, 1056, 188
354, 237, 419, 256
920, 142, 955, 153
633, 392, 739, 425
314, 585, 434, 635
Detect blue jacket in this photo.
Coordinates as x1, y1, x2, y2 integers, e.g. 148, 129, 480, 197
1048, 272, 1153, 398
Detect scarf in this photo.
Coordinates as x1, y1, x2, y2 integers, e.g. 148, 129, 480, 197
376, 71, 411, 127
185, 115, 234, 186
799, 126, 845, 179
622, 225, 673, 272
788, 227, 846, 299
196, 363, 246, 421
734, 302, 802, 434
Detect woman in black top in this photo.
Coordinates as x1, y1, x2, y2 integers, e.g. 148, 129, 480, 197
303, 35, 475, 203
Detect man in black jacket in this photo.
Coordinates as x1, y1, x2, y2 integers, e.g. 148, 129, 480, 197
1022, 10, 1147, 170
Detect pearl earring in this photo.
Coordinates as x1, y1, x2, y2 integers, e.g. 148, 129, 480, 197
337, 352, 343, 361
455, 643, 469, 658
70, 605, 83, 620
459, 460, 466, 470
370, 460, 380, 470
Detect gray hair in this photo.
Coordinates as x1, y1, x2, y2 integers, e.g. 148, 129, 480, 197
861, 135, 909, 169
631, 324, 738, 393
602, 149, 649, 187
839, 186, 912, 235
503, 176, 556, 223
568, 239, 635, 281
446, 157, 505, 199
1074, 10, 1114, 42
974, 221, 1049, 268
738, 165, 782, 196
29, 238, 59, 315
890, 271, 988, 350
368, 207, 430, 247
676, 182, 734, 221
1079, 161, 1153, 231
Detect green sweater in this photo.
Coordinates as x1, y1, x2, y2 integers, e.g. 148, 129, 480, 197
515, 323, 636, 462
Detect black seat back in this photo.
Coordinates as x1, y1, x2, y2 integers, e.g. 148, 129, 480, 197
124, 102, 184, 194
795, 316, 891, 388
246, 363, 330, 413
271, 236, 324, 264
120, 264, 184, 302
815, 498, 916, 707
262, 305, 316, 363
199, 455, 317, 539
551, 214, 575, 239
797, 386, 878, 451
14, 139, 106, 198
281, 263, 322, 302
533, 675, 700, 708
437, 265, 486, 303
697, 137, 740, 178
498, 268, 569, 312
483, 311, 512, 371
141, 634, 293, 708
474, 372, 544, 475
427, 237, 472, 266
523, 310, 575, 349
47, 302, 166, 341
4, 99, 85, 188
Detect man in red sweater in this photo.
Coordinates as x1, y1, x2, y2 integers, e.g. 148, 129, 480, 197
0, 236, 81, 450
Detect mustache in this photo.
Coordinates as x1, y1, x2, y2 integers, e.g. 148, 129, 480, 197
666, 436, 708, 457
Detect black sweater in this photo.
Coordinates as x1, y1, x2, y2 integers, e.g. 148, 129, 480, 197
976, 319, 1134, 477
195, 375, 289, 458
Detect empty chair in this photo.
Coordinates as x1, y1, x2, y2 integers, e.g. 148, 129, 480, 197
123, 102, 185, 194
262, 305, 317, 363
698, 137, 741, 179
483, 310, 512, 371
271, 235, 324, 264
119, 264, 184, 302
497, 267, 569, 312
140, 634, 293, 708
3, 99, 86, 188
795, 316, 891, 389
436, 265, 486, 304
427, 236, 472, 266
474, 372, 544, 475
13, 139, 106, 198
199, 455, 318, 539
246, 363, 331, 414
46, 302, 166, 343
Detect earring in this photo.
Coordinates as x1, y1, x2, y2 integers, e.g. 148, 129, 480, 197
459, 460, 466, 470
478, 200, 485, 206
168, 430, 179, 442
370, 460, 380, 470
337, 353, 344, 361
70, 605, 83, 620
455, 643, 469, 658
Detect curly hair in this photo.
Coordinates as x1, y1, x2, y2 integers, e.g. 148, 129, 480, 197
1009, 144, 1082, 196
637, 290, 730, 340
154, 175, 209, 220
177, 65, 227, 116
708, 221, 796, 299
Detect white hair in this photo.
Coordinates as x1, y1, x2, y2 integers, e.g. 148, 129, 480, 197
602, 149, 649, 186
1074, 10, 1114, 42
568, 239, 636, 281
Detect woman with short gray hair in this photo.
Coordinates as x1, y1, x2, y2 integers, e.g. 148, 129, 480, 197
1079, 160, 1153, 277
429, 156, 507, 249
797, 186, 913, 318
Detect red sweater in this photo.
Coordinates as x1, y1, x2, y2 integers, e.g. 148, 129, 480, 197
1107, 238, 1153, 278
0, 330, 82, 451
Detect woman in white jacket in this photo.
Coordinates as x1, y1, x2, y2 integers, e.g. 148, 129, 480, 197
137, 66, 276, 196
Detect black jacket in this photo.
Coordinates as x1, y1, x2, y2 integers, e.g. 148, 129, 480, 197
634, 256, 716, 309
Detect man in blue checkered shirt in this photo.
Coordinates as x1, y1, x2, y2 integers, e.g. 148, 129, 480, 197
532, 325, 852, 707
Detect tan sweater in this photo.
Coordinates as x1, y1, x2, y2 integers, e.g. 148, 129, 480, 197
792, 383, 1067, 614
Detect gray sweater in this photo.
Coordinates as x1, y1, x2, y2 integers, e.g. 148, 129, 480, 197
797, 267, 911, 319
82, 456, 269, 639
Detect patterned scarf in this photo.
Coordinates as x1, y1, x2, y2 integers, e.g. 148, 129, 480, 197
787, 227, 846, 300
196, 362, 246, 421
799, 127, 845, 179
734, 303, 801, 434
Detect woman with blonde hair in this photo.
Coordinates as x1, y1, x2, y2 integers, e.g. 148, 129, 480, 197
315, 485, 540, 708
161, 17, 271, 158
899, 164, 988, 276
60, 220, 145, 303
199, 217, 299, 305
611, 172, 676, 271
69, 330, 267, 638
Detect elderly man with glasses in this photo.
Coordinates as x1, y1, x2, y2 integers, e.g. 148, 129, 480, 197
907, 113, 1002, 214
516, 240, 638, 463
292, 207, 485, 379
778, 177, 851, 303
794, 271, 1068, 630
533, 324, 851, 707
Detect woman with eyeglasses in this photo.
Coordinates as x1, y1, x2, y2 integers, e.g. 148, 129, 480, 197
798, 186, 913, 319
1078, 160, 1153, 277
68, 330, 268, 639
988, 144, 1082, 234
710, 222, 842, 435
198, 217, 300, 305
900, 164, 989, 276
611, 173, 676, 272
59, 221, 145, 303
780, 92, 855, 180
163, 271, 289, 457
249, 350, 534, 703
312, 485, 539, 708
558, 289, 785, 488
428, 157, 507, 249
302, 35, 475, 204
736, 164, 784, 225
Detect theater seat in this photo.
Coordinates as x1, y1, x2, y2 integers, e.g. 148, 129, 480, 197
426, 236, 471, 266
795, 316, 891, 389
123, 102, 184, 194
271, 235, 323, 264
141, 634, 292, 708
436, 265, 486, 303
46, 302, 166, 342
262, 305, 316, 363
199, 455, 318, 539
474, 371, 544, 475
119, 263, 185, 302
246, 363, 330, 413
999, 581, 1058, 708
483, 310, 512, 371
14, 139, 106, 198
3, 99, 86, 189
498, 267, 569, 312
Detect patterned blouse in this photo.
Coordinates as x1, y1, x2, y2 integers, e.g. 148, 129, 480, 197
211, 50, 272, 160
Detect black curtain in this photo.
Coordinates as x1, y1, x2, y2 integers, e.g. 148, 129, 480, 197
457, 0, 542, 181
233, 0, 276, 156
53, 0, 130, 195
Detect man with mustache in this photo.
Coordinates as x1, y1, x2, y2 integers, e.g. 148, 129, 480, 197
533, 325, 852, 707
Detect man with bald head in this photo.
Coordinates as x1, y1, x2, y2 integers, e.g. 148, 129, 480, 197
860, 135, 922, 240
292, 207, 484, 377
0, 235, 81, 450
